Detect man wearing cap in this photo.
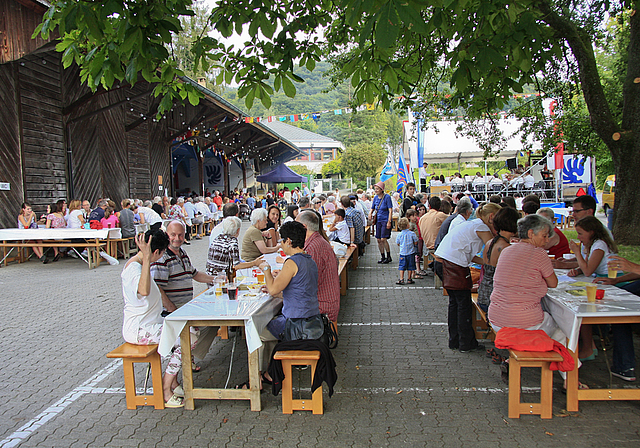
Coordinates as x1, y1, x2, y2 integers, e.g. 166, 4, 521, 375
464, 190, 479, 209
369, 181, 394, 263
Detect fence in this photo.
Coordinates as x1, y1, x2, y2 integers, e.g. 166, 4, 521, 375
311, 178, 354, 195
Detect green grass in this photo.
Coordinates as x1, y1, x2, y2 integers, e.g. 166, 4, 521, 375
561, 229, 640, 264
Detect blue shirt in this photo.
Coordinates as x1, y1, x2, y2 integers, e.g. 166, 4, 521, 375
467, 195, 479, 209
396, 229, 418, 256
247, 197, 256, 208
184, 202, 197, 218
372, 194, 393, 223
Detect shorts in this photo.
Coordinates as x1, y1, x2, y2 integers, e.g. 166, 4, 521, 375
398, 254, 416, 271
375, 220, 392, 239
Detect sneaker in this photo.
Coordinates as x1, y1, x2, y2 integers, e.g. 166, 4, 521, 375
382, 255, 392, 264
460, 343, 485, 353
378, 257, 386, 264
611, 368, 636, 382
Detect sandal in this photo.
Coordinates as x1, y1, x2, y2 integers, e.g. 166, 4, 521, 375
164, 393, 184, 408
418, 270, 429, 276
173, 385, 184, 397
486, 348, 497, 359
261, 373, 272, 385
491, 352, 504, 365
413, 274, 423, 279
407, 279, 415, 284
396, 280, 405, 285
235, 381, 250, 390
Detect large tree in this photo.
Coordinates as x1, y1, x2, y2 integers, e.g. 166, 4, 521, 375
37, 0, 640, 243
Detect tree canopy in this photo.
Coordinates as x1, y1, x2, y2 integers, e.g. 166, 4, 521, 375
36, 0, 640, 243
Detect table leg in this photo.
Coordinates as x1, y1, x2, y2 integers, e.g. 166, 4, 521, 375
566, 347, 579, 412
181, 324, 195, 410
248, 348, 261, 411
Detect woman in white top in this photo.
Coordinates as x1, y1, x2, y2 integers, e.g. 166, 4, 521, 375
434, 202, 500, 352
568, 215, 618, 361
121, 230, 191, 408
66, 199, 85, 229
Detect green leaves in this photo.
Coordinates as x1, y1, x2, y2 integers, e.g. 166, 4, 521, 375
376, 2, 401, 49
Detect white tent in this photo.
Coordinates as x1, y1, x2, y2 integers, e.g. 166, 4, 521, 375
404, 119, 542, 166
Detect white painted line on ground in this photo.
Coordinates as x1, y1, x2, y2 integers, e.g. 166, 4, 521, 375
0, 360, 122, 448
336, 386, 542, 394
338, 322, 447, 326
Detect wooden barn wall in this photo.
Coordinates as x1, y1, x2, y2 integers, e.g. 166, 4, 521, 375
126, 84, 152, 199
98, 90, 129, 204
0, 0, 51, 64
0, 62, 25, 228
63, 64, 130, 206
19, 51, 66, 214
149, 112, 171, 198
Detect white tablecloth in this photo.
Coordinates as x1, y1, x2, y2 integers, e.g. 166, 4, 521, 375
158, 293, 282, 356
543, 272, 640, 352
0, 228, 121, 241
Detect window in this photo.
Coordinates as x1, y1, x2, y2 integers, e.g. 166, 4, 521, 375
313, 151, 322, 161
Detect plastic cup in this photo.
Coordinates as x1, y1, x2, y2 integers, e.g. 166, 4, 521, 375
227, 283, 237, 300
257, 272, 265, 283
608, 265, 618, 279
586, 284, 597, 303
215, 282, 223, 297
595, 289, 605, 300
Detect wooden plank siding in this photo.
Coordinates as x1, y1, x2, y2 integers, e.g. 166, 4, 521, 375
18, 51, 67, 214
126, 86, 151, 199
0, 0, 51, 65
0, 62, 26, 227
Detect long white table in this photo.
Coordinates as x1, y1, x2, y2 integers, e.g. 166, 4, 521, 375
544, 271, 640, 411
158, 290, 282, 411
0, 228, 121, 268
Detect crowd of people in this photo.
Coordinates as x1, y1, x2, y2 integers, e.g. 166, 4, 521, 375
22, 177, 635, 408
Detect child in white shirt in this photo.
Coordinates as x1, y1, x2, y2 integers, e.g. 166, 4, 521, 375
328, 209, 350, 244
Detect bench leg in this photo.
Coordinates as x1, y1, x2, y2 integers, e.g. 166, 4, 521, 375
309, 359, 323, 414
149, 353, 165, 410
540, 362, 553, 419
508, 359, 522, 418
340, 267, 348, 296
281, 360, 294, 414
122, 359, 138, 410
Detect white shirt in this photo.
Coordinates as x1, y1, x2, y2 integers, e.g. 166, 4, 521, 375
419, 167, 428, 179
195, 202, 211, 219
67, 209, 84, 229
137, 206, 162, 225
435, 219, 490, 267
523, 174, 535, 188
330, 220, 351, 244
209, 221, 224, 246
448, 214, 467, 232
581, 239, 612, 276
121, 261, 163, 343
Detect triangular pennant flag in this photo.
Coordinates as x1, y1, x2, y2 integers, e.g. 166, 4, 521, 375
267, 116, 273, 122
366, 103, 375, 110
301, 113, 309, 120
279, 116, 286, 122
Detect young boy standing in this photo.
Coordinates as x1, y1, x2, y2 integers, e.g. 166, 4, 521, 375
395, 217, 418, 285
405, 209, 424, 279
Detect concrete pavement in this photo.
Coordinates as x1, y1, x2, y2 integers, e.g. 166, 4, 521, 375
1, 224, 639, 448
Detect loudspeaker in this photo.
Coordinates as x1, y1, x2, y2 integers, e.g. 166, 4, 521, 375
506, 158, 517, 170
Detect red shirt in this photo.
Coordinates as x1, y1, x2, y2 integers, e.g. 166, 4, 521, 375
304, 231, 340, 322
213, 196, 222, 207
548, 227, 570, 259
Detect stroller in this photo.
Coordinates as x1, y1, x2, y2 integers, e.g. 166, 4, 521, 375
238, 203, 250, 220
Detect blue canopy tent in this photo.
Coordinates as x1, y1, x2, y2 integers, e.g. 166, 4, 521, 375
255, 163, 306, 183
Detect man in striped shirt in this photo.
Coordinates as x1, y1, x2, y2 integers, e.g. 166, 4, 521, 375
151, 221, 216, 312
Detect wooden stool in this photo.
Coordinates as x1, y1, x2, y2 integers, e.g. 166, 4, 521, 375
273, 350, 323, 414
107, 343, 165, 410
508, 349, 563, 419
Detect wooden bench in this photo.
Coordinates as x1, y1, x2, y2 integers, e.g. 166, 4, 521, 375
338, 245, 357, 296
106, 343, 164, 410
273, 350, 323, 414
508, 349, 563, 419
471, 294, 495, 341
0, 240, 107, 268
107, 237, 134, 259
364, 225, 371, 244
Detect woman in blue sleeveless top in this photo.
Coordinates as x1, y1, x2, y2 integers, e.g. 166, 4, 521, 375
241, 221, 319, 390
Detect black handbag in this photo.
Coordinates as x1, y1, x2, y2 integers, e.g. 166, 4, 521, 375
281, 314, 338, 349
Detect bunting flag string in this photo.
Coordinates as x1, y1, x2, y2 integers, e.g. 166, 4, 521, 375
238, 92, 542, 124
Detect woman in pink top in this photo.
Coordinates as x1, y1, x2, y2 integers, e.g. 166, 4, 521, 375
489, 214, 558, 332
100, 207, 119, 229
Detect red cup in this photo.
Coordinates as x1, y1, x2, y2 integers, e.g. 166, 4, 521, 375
595, 289, 605, 300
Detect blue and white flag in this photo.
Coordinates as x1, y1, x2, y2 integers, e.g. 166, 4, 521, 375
380, 153, 395, 182
397, 151, 409, 192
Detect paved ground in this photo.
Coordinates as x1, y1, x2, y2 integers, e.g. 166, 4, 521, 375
1, 224, 639, 448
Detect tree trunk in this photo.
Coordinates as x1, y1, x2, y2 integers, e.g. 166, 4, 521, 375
612, 140, 640, 245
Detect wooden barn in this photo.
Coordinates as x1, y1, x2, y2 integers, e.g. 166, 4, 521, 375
0, 0, 300, 228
